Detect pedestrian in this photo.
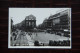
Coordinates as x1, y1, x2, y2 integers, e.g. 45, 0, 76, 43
45, 30, 46, 34
36, 33, 37, 36
13, 32, 16, 40
30, 32, 31, 37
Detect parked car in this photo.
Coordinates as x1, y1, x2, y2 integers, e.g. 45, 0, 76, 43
56, 32, 61, 36
46, 29, 54, 34
63, 29, 70, 37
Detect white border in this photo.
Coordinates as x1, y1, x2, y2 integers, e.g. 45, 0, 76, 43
8, 8, 72, 49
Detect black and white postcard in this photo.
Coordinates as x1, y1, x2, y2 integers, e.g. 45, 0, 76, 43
8, 8, 71, 48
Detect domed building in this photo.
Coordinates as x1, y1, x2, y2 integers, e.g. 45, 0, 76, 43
26, 14, 36, 20
25, 14, 36, 31
15, 14, 36, 31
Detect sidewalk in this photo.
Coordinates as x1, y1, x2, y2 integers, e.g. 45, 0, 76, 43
11, 31, 29, 46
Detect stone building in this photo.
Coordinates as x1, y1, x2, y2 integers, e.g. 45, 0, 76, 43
38, 9, 71, 36
52, 9, 70, 34
14, 14, 36, 32
25, 14, 36, 31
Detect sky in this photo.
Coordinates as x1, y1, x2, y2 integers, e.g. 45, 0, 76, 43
9, 8, 70, 26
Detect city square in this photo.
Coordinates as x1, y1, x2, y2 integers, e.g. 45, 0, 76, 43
9, 8, 71, 48
11, 29, 70, 46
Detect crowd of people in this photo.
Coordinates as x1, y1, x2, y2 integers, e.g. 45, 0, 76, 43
11, 29, 19, 41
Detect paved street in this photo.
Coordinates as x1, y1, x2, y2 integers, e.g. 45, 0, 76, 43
33, 32, 70, 43
11, 31, 34, 46
11, 30, 70, 46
